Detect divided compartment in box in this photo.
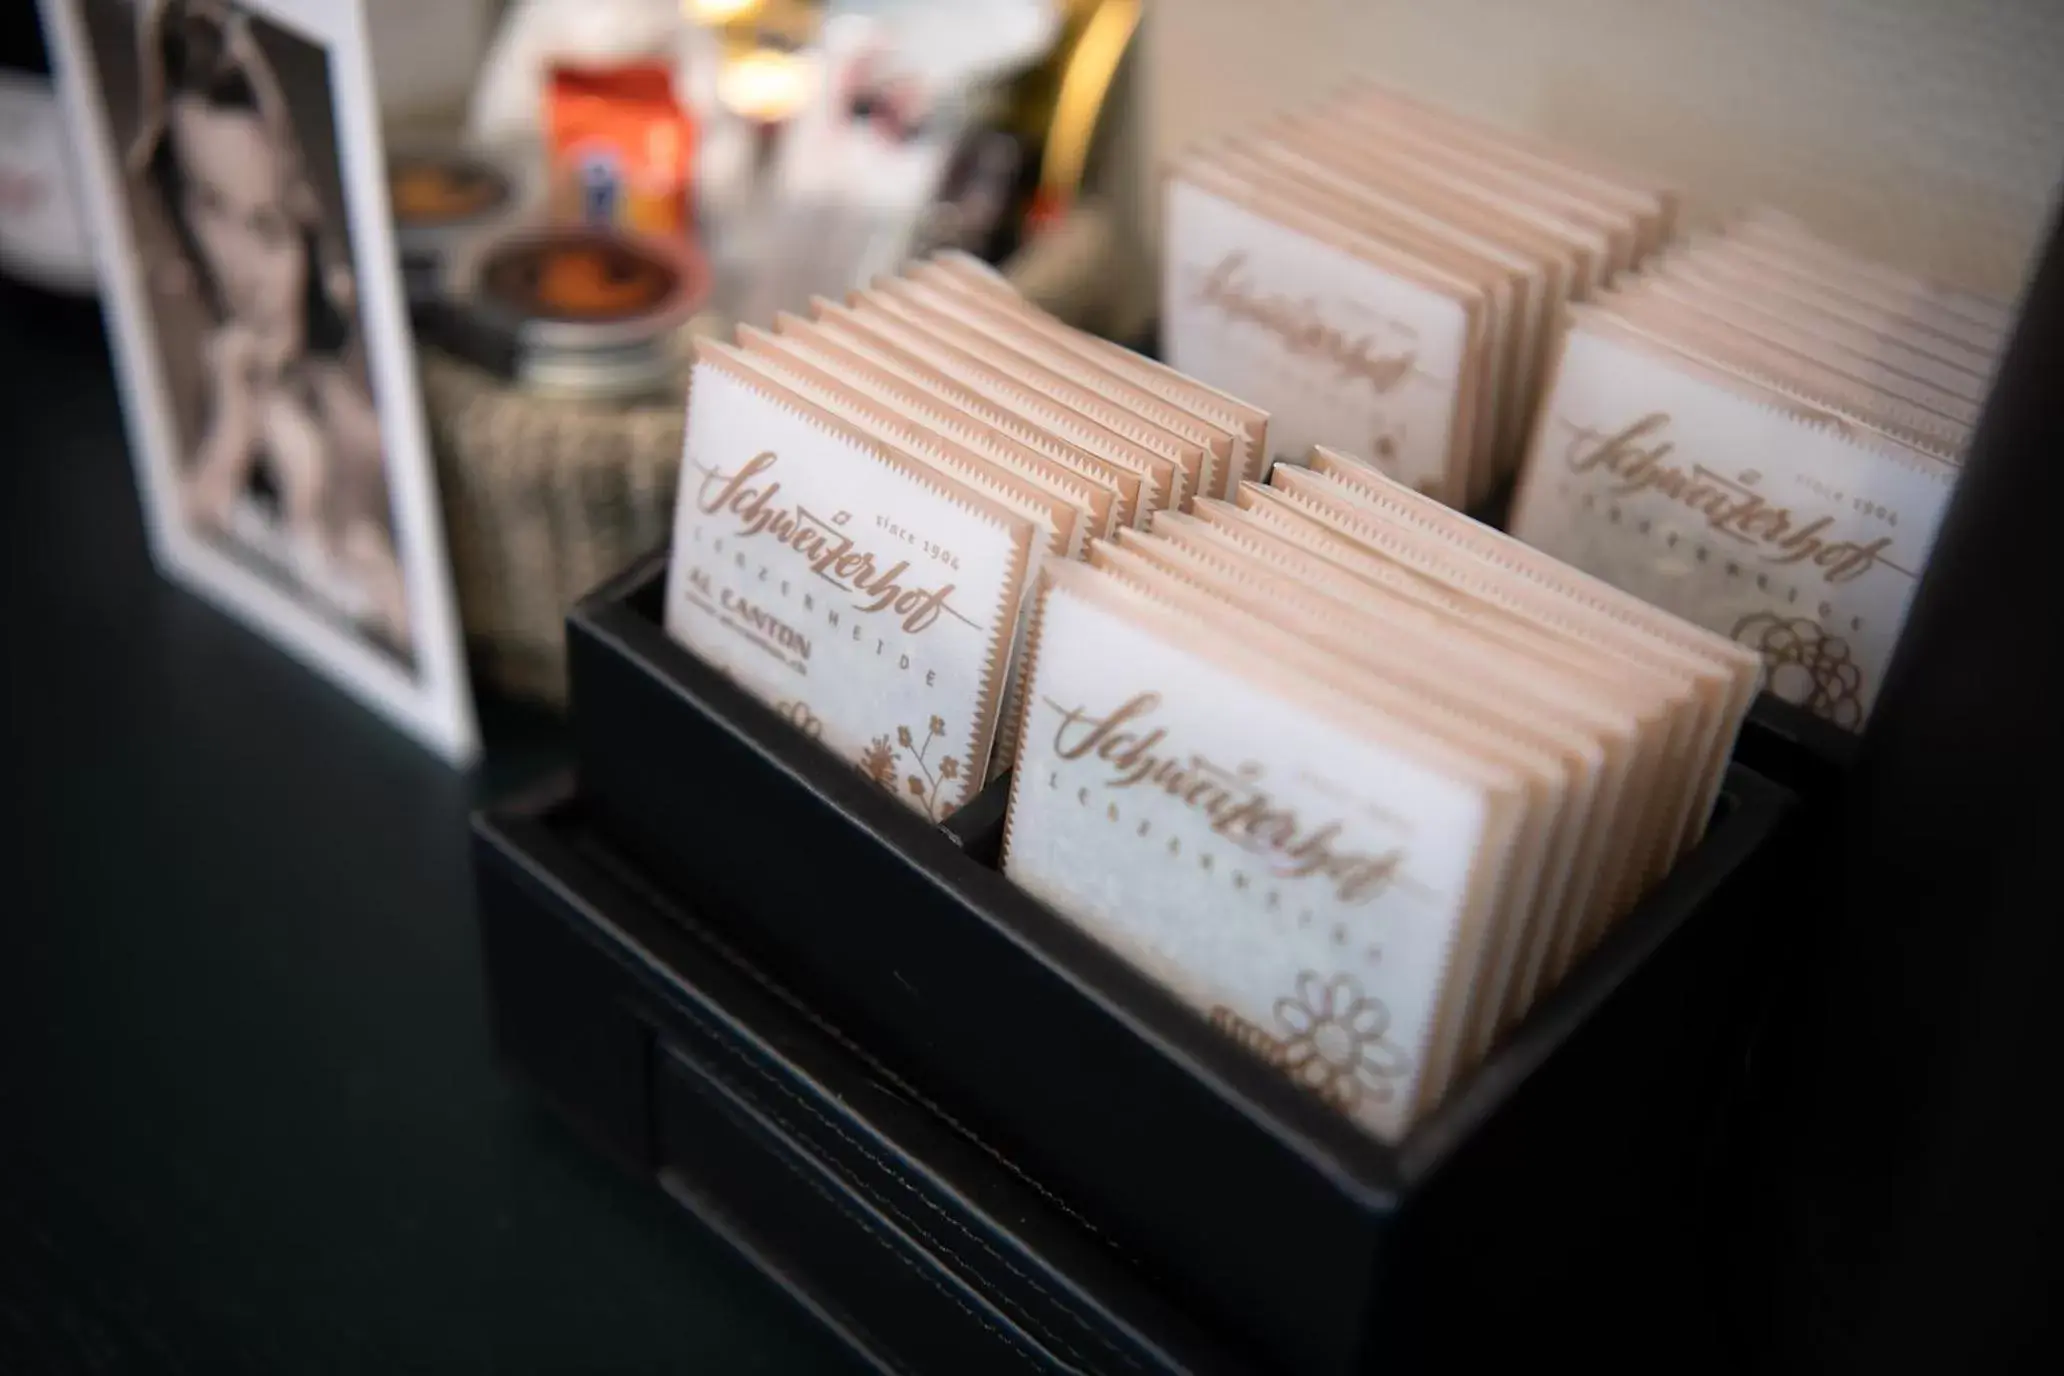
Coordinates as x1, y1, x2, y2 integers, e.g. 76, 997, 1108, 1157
567, 551, 1795, 1375
1737, 690, 1859, 804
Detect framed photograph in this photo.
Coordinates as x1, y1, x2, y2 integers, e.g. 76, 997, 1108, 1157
38, 0, 477, 761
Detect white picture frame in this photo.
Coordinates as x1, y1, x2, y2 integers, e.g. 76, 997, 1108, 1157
38, 0, 478, 763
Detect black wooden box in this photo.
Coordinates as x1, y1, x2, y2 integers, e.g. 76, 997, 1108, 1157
476, 778, 1241, 1373
1737, 692, 1859, 804
541, 552, 1795, 1373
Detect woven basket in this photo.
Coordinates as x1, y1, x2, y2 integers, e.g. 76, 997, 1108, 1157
422, 344, 683, 707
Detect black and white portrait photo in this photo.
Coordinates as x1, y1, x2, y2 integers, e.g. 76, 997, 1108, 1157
41, 0, 476, 760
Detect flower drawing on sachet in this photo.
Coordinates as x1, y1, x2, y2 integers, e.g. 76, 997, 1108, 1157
861, 716, 962, 821
1731, 612, 1867, 730
860, 736, 898, 787
1273, 972, 1410, 1111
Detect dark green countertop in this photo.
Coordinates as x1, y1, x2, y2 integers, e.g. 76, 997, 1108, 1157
0, 279, 855, 1374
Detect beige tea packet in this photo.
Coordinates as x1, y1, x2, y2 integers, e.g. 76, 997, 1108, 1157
665, 347, 1036, 818
663, 258, 1272, 810
1163, 81, 1677, 511
997, 451, 1755, 1138
1510, 302, 1958, 732
914, 251, 1272, 491
1163, 147, 1490, 503
1003, 557, 1533, 1137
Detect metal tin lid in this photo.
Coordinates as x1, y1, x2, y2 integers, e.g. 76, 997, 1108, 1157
451, 225, 710, 400
389, 145, 526, 259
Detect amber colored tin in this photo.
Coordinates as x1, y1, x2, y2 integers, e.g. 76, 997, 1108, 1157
451, 225, 710, 400
388, 143, 529, 308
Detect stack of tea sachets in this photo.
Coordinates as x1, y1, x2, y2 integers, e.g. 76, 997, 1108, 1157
1509, 210, 2004, 731
1162, 81, 1676, 510
663, 252, 1268, 820
1000, 447, 1760, 1141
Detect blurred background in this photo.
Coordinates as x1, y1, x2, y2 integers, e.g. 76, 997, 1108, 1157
19, 1, 2060, 353
15, 0, 2056, 709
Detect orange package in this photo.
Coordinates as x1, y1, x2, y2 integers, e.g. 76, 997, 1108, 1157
546, 62, 696, 237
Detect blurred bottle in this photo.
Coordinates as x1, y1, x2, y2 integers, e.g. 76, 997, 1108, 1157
545, 60, 698, 236
468, 0, 696, 149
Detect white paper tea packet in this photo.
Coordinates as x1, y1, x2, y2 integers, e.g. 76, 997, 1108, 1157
663, 256, 1270, 811
999, 451, 1757, 1140
1162, 83, 1670, 506
1508, 222, 1977, 732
